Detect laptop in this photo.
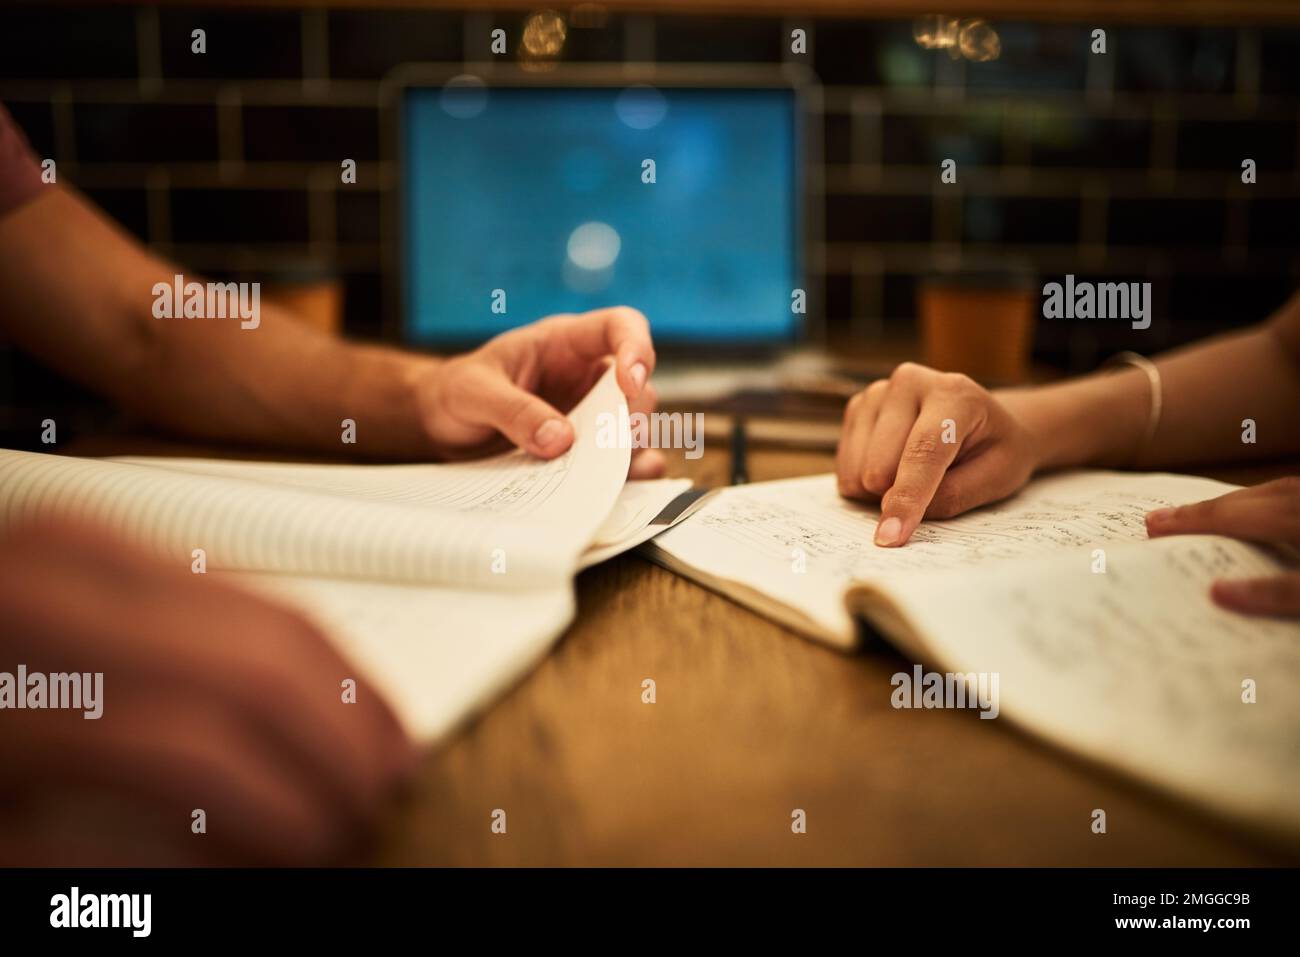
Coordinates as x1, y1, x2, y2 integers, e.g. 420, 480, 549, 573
384, 64, 828, 401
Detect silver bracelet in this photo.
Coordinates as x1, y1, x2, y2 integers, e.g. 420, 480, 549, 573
1103, 350, 1163, 460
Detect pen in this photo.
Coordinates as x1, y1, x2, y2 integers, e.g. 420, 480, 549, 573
730, 417, 748, 486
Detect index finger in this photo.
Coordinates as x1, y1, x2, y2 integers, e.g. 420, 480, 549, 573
552, 306, 656, 398
1146, 481, 1300, 543
875, 396, 968, 546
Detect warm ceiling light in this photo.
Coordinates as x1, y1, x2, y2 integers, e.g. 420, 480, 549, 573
914, 14, 1001, 63
521, 10, 568, 58
912, 14, 960, 50
959, 19, 1001, 62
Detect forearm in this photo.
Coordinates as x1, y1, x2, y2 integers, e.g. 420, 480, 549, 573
141, 316, 443, 458
998, 303, 1300, 473
1139, 320, 1300, 467
997, 365, 1149, 471
0, 186, 441, 458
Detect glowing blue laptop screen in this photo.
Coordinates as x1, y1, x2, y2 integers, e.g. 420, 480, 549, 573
402, 84, 799, 346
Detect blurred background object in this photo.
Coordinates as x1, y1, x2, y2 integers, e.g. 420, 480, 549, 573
0, 2, 1297, 445
397, 73, 801, 349
256, 261, 344, 337
919, 265, 1037, 383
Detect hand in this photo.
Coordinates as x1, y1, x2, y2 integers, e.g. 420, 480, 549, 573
414, 306, 666, 479
0, 521, 416, 865
836, 362, 1039, 547
1145, 477, 1300, 618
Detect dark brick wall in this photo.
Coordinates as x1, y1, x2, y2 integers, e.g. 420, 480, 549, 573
1, 5, 1298, 444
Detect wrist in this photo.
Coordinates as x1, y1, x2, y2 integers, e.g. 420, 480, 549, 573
995, 368, 1150, 473
995, 388, 1071, 473
340, 344, 444, 459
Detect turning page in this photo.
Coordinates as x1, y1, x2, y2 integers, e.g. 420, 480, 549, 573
647, 470, 1239, 647
0, 366, 634, 589
0, 368, 699, 743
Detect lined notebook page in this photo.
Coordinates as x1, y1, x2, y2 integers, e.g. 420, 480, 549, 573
0, 368, 633, 588
880, 535, 1300, 839
235, 572, 576, 742
649, 470, 1239, 645
0, 449, 572, 587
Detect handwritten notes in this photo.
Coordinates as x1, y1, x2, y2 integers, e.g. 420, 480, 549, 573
652, 468, 1300, 837
885, 534, 1300, 836
652, 470, 1243, 644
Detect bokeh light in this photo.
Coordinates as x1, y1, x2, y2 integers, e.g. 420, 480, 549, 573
566, 221, 621, 272
912, 15, 960, 50
959, 19, 1002, 62
521, 10, 567, 58
615, 85, 668, 130
439, 75, 488, 119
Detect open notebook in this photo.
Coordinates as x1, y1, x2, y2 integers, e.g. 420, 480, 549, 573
647, 471, 1300, 842
0, 368, 705, 743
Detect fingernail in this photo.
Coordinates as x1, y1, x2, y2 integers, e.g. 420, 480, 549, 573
628, 361, 647, 394
533, 419, 564, 449
1212, 579, 1249, 602
1145, 508, 1176, 534
875, 516, 902, 546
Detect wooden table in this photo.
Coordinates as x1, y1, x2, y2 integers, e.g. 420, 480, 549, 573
373, 442, 1300, 866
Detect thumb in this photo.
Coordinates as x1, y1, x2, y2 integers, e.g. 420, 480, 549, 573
465, 373, 573, 458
